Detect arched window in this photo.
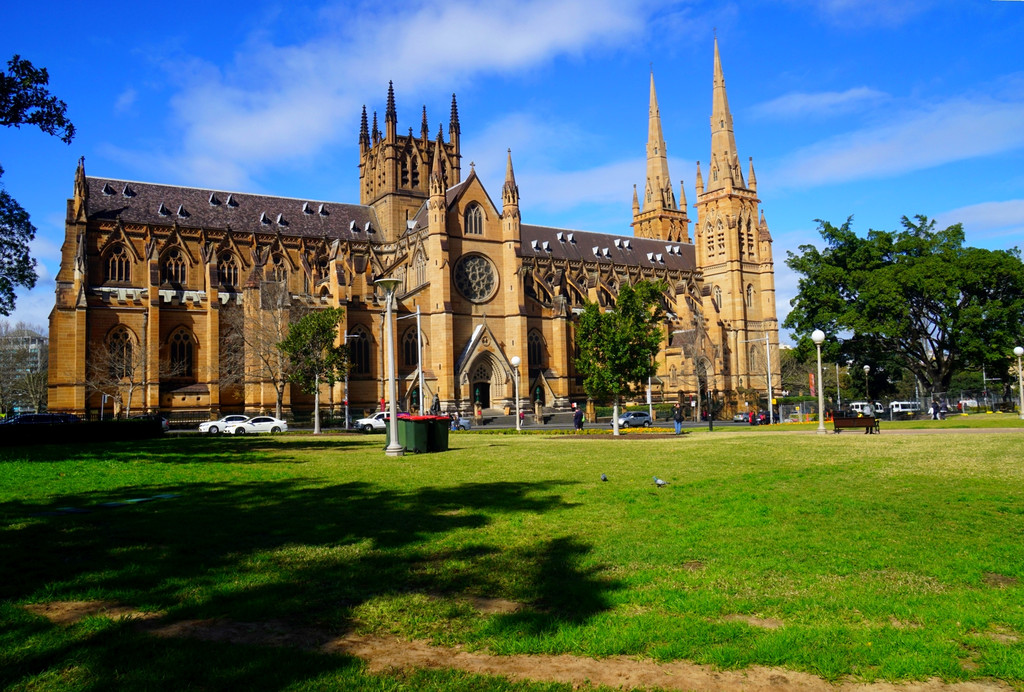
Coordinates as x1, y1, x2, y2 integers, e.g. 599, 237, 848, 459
108, 327, 134, 380
746, 284, 754, 308
106, 244, 131, 283
218, 253, 239, 289
168, 329, 194, 378
414, 252, 427, 287
402, 328, 419, 368
713, 285, 722, 308
528, 330, 544, 369
748, 348, 759, 373
162, 248, 187, 285
464, 204, 483, 235
349, 325, 371, 375
267, 253, 287, 282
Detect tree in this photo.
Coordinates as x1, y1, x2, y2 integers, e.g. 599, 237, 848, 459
220, 282, 302, 420
575, 280, 666, 435
1, 55, 75, 315
279, 308, 348, 434
85, 333, 147, 418
785, 215, 1024, 398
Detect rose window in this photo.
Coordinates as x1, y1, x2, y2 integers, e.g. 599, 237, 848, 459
453, 254, 498, 303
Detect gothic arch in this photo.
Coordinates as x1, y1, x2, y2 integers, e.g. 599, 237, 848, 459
464, 203, 484, 235
105, 243, 133, 283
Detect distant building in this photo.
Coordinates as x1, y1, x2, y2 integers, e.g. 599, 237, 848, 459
1, 327, 48, 374
48, 39, 780, 419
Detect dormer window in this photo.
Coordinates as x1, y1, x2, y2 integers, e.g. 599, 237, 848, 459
102, 183, 115, 196
302, 202, 313, 214
122, 184, 136, 198
318, 204, 328, 216
209, 193, 221, 206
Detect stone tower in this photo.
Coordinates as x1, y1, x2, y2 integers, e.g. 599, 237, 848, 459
693, 39, 779, 395
358, 83, 462, 242
631, 72, 690, 243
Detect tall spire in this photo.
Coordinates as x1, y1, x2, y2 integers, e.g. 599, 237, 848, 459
449, 93, 460, 139
385, 81, 397, 140
421, 105, 429, 140
644, 71, 674, 212
359, 105, 370, 151
748, 156, 757, 193
632, 184, 639, 215
371, 110, 379, 143
429, 131, 446, 200
709, 38, 742, 192
502, 149, 519, 218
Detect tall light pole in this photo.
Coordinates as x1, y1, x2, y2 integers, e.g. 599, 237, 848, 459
1014, 346, 1024, 420
863, 364, 871, 401
812, 329, 826, 435
510, 355, 522, 431
375, 278, 404, 457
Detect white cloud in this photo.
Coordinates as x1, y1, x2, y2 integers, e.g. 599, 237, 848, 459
117, 0, 658, 189
790, 0, 936, 27
114, 88, 137, 114
752, 87, 887, 119
771, 96, 1024, 189
936, 199, 1024, 249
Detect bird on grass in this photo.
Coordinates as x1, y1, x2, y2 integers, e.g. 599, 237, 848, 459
653, 476, 668, 488
601, 473, 608, 482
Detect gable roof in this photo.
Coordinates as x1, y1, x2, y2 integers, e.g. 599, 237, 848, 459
84, 177, 381, 241
520, 224, 696, 271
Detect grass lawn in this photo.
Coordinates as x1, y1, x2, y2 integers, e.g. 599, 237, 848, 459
2, 425, 1023, 690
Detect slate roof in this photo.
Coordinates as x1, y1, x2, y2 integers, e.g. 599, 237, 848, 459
520, 224, 696, 271
85, 177, 381, 241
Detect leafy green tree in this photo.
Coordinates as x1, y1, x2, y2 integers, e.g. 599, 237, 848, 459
279, 307, 348, 434
1, 54, 75, 315
785, 215, 1024, 398
575, 280, 666, 435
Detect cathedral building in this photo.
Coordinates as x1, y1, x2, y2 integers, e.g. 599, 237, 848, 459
47, 40, 780, 420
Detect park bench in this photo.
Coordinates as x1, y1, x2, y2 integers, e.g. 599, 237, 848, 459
832, 416, 880, 434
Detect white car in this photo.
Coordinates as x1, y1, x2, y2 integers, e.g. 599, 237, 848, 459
231, 416, 287, 434
198, 414, 250, 434
355, 411, 390, 433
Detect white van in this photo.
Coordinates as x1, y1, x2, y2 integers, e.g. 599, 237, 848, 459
889, 401, 921, 416
849, 401, 884, 416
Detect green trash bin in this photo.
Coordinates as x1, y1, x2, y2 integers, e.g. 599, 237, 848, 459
428, 415, 450, 452
405, 416, 431, 454
384, 416, 410, 452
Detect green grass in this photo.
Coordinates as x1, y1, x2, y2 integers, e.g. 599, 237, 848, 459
2, 427, 1023, 689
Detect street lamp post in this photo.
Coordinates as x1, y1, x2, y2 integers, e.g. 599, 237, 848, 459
375, 278, 404, 457
510, 356, 522, 431
1014, 346, 1024, 420
812, 329, 826, 435
863, 364, 871, 401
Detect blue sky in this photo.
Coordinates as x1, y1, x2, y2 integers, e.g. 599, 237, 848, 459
4, 0, 1024, 341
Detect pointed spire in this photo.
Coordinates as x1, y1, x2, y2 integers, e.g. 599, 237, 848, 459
421, 105, 429, 140
449, 93, 460, 138
502, 148, 519, 210
429, 131, 446, 199
359, 105, 370, 150
73, 156, 88, 222
748, 156, 757, 192
385, 81, 396, 124
709, 37, 742, 192
679, 179, 688, 209
695, 161, 704, 195
632, 184, 640, 215
644, 71, 674, 213
371, 110, 379, 143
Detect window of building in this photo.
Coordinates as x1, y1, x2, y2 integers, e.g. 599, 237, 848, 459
713, 285, 722, 308
162, 248, 187, 285
268, 253, 287, 283
746, 284, 754, 308
414, 252, 427, 287
402, 328, 419, 368
169, 329, 194, 378
464, 204, 483, 235
218, 253, 239, 289
106, 244, 131, 283
108, 327, 134, 380
528, 330, 544, 369
349, 325, 371, 375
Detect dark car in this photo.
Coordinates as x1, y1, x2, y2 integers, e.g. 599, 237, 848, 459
129, 414, 170, 432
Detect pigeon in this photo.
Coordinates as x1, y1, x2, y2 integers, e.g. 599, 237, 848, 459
653, 476, 668, 488
600, 473, 608, 482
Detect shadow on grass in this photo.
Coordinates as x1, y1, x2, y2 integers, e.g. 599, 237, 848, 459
1, 468, 619, 688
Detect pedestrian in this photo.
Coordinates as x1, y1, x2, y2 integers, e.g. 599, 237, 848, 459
672, 403, 683, 435
573, 406, 584, 433
931, 399, 940, 420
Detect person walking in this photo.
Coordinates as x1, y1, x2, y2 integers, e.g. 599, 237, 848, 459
573, 406, 584, 433
672, 403, 684, 435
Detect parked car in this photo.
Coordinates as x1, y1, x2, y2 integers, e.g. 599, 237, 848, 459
198, 414, 250, 434
355, 411, 390, 432
129, 414, 170, 432
450, 414, 472, 431
732, 412, 749, 422
611, 411, 652, 428
230, 416, 287, 434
